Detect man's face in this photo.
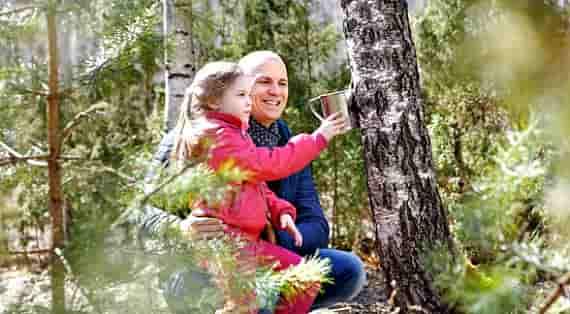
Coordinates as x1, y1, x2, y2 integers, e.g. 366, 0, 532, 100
249, 59, 289, 127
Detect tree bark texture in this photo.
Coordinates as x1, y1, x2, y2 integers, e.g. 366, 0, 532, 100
46, 3, 65, 313
340, 1, 454, 313
163, 0, 195, 131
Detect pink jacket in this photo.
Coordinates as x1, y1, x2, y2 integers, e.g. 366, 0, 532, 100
201, 112, 328, 241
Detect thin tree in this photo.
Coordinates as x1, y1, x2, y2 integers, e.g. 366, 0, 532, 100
340, 1, 454, 313
46, 1, 66, 312
163, 0, 195, 131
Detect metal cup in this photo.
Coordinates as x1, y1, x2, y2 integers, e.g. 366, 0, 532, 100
308, 90, 352, 129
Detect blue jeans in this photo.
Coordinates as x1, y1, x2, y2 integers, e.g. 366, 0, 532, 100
162, 249, 366, 313
311, 248, 366, 309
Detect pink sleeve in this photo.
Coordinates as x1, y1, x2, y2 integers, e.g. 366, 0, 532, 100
210, 128, 328, 182
261, 182, 296, 230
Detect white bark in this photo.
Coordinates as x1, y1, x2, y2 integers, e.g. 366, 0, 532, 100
163, 0, 195, 132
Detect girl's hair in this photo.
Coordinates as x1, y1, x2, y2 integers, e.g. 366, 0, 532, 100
172, 61, 244, 161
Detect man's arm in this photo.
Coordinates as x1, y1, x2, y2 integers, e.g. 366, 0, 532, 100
276, 165, 330, 256
130, 204, 183, 239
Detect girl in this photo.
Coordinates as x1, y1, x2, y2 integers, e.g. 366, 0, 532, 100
172, 61, 347, 313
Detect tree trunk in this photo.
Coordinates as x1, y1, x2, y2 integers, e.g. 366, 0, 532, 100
46, 2, 66, 313
163, 0, 195, 132
340, 1, 454, 313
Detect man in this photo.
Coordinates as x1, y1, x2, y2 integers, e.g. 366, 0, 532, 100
141, 51, 365, 312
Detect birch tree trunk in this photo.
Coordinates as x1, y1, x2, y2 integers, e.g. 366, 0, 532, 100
163, 0, 195, 131
46, 2, 65, 313
341, 1, 454, 313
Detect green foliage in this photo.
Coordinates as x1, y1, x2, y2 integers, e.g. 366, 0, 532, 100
415, 1, 570, 313
430, 249, 529, 314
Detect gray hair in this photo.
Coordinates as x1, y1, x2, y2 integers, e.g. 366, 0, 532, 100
238, 50, 285, 75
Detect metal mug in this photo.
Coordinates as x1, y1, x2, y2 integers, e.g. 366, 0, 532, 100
308, 90, 352, 129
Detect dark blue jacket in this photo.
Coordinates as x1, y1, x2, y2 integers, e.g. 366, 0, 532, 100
143, 119, 330, 256
269, 119, 330, 255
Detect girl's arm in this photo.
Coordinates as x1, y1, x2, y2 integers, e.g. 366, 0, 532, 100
262, 183, 302, 247
210, 128, 328, 182
262, 182, 296, 228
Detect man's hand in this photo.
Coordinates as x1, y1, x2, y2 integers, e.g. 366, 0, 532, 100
280, 214, 302, 247
179, 209, 225, 240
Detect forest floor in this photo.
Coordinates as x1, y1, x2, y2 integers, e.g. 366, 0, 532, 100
0, 262, 392, 314
324, 264, 392, 314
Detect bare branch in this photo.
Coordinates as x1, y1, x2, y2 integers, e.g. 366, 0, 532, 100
61, 103, 108, 146
539, 272, 570, 314
0, 5, 38, 17
0, 141, 22, 156
0, 141, 49, 167
0, 154, 50, 167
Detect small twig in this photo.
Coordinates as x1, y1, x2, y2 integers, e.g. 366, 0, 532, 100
539, 272, 570, 314
61, 103, 108, 146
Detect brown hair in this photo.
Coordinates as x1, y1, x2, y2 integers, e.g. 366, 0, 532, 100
172, 61, 244, 161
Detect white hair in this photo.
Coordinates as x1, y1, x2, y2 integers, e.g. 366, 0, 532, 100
238, 50, 285, 75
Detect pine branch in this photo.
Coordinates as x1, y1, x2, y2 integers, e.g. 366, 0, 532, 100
539, 272, 570, 314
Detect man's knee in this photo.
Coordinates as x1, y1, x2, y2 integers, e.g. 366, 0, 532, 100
314, 249, 366, 306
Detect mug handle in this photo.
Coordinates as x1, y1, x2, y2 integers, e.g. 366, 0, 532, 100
308, 96, 325, 121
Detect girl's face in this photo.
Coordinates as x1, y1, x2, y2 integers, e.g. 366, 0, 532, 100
215, 75, 254, 124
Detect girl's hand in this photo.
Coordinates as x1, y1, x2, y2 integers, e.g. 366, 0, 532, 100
280, 214, 303, 247
315, 112, 349, 142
